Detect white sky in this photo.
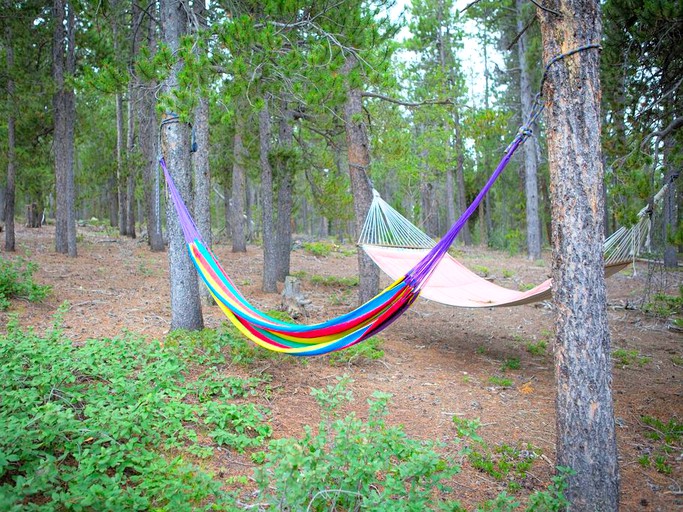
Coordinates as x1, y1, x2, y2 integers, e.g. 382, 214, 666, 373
389, 0, 505, 108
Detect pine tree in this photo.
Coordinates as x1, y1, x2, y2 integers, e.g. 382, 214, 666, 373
538, 1, 619, 508
160, 0, 203, 331
53, 0, 77, 257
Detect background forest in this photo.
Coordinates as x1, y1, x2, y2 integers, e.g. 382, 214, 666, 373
1, 1, 682, 511
1, 0, 680, 269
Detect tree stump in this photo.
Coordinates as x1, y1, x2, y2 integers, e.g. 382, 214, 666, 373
281, 276, 310, 320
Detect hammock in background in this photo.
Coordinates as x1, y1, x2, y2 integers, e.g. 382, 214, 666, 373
358, 184, 666, 308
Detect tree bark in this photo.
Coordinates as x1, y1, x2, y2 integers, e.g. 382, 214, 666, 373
343, 55, 379, 305
434, 1, 471, 245
53, 0, 77, 257
418, 123, 438, 237
260, 99, 278, 292
160, 0, 203, 331
191, 0, 212, 302
516, 0, 542, 260
445, 166, 456, 229
662, 133, 678, 268
115, 92, 127, 236
453, 108, 471, 245
108, 176, 118, 227
192, 95, 212, 296
538, 2, 619, 509
125, 81, 136, 238
275, 101, 294, 281
137, 2, 163, 251
5, 20, 16, 251
231, 100, 247, 253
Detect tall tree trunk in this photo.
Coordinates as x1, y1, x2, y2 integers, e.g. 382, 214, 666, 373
418, 124, 438, 237
5, 20, 16, 251
231, 101, 247, 253
343, 55, 379, 305
191, 0, 212, 302
115, 92, 127, 236
275, 101, 294, 281
662, 132, 678, 268
139, 86, 163, 250
260, 100, 278, 292
53, 0, 77, 256
137, 2, 163, 251
480, 35, 492, 247
223, 178, 231, 239
453, 109, 471, 245
108, 176, 118, 227
434, 1, 471, 246
445, 167, 456, 228
420, 181, 438, 237
160, 0, 203, 331
538, 2, 619, 509
192, 95, 212, 296
246, 178, 256, 241
126, 82, 136, 238
516, 0, 541, 260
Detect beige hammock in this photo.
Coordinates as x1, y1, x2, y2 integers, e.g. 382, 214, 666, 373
358, 187, 667, 308
363, 245, 628, 308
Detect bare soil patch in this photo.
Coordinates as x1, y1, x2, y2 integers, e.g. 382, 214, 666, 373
2, 223, 681, 510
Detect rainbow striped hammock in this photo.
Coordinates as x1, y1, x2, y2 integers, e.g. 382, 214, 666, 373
162, 130, 636, 356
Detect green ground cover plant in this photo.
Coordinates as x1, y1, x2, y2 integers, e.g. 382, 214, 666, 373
1, 316, 573, 511
310, 274, 359, 287
254, 376, 459, 511
0, 314, 270, 511
612, 348, 652, 367
0, 257, 51, 310
327, 336, 384, 365
637, 415, 682, 475
301, 241, 355, 258
643, 286, 683, 320
501, 357, 521, 371
525, 340, 548, 356
488, 375, 514, 388
254, 377, 571, 511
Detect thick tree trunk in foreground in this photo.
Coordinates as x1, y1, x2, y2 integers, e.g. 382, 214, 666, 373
53, 0, 77, 257
161, 0, 203, 331
538, 2, 619, 509
260, 101, 278, 293
5, 21, 16, 252
343, 56, 379, 305
517, 0, 542, 260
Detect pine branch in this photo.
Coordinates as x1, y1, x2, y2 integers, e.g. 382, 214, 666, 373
528, 0, 562, 17
460, 0, 485, 13
641, 116, 683, 148
507, 16, 537, 51
361, 92, 465, 108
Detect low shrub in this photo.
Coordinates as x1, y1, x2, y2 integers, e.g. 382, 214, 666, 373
0, 257, 51, 310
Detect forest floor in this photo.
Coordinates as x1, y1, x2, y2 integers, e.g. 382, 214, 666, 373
2, 223, 682, 511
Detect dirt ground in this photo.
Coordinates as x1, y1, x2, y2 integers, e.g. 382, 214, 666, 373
2, 223, 681, 510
